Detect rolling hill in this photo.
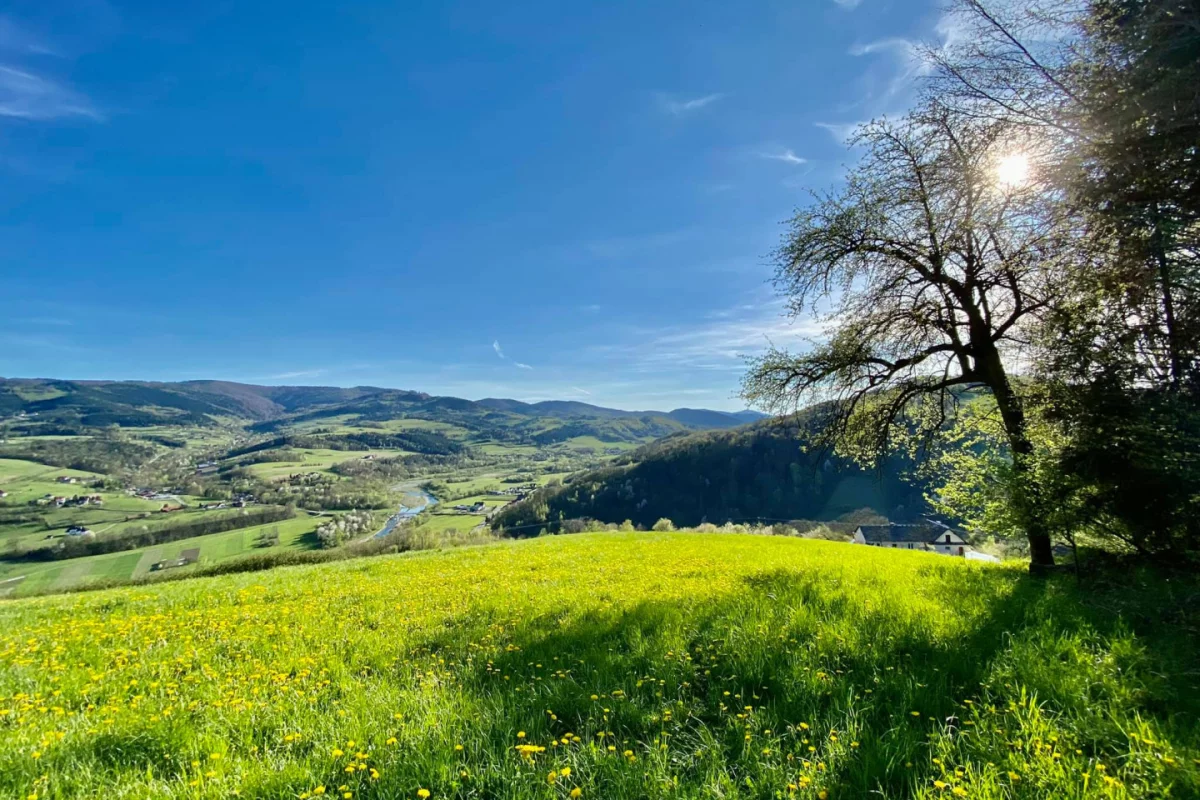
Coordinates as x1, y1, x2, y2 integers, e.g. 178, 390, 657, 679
1, 532, 1193, 799
0, 378, 765, 444
491, 412, 928, 532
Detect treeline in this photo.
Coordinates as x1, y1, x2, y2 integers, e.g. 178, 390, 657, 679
225, 430, 465, 459
2, 436, 157, 475
492, 418, 926, 533
256, 483, 391, 512
9, 505, 295, 562
331, 452, 487, 481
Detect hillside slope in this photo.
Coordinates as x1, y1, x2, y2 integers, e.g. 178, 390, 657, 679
0, 378, 763, 443
492, 415, 927, 531
1, 533, 1194, 799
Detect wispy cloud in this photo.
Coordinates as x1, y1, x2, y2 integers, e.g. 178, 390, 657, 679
814, 120, 866, 145
587, 292, 828, 377
833, 0, 864, 9
570, 386, 591, 396
660, 92, 724, 116
758, 148, 807, 165
0, 64, 98, 120
265, 369, 327, 380
0, 18, 101, 123
818, 12, 963, 142
494, 340, 534, 371
0, 18, 56, 56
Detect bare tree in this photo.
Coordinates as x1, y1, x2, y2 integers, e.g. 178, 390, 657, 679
743, 103, 1072, 568
930, 0, 1200, 390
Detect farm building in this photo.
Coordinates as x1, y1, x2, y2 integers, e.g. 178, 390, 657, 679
852, 521, 972, 556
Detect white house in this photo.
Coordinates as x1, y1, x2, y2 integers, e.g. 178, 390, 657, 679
852, 521, 971, 556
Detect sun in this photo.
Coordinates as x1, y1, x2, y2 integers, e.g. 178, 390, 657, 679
995, 152, 1031, 188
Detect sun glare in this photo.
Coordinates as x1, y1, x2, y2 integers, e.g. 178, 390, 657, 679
995, 152, 1032, 188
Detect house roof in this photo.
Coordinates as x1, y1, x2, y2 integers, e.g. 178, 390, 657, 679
856, 523, 952, 543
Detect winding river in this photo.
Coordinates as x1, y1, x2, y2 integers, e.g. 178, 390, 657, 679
373, 488, 438, 538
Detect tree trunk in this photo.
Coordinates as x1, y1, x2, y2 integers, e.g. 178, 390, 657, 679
976, 340, 1056, 570
1150, 204, 1183, 389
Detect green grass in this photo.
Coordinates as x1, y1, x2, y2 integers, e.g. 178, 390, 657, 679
244, 448, 410, 479
559, 436, 639, 452
0, 533, 1196, 799
419, 512, 488, 534
0, 516, 324, 597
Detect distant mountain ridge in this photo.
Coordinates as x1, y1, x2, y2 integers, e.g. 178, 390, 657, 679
0, 378, 766, 442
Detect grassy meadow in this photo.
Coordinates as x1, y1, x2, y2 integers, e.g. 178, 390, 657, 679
0, 515, 325, 598
1, 532, 1197, 799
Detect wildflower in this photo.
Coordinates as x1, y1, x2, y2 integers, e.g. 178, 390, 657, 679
417, 790, 430, 799
517, 731, 526, 739
818, 792, 828, 800
570, 789, 582, 799
953, 789, 968, 797
386, 737, 398, 746
332, 748, 345, 757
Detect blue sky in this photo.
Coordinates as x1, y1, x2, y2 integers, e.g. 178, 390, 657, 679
1, 0, 951, 411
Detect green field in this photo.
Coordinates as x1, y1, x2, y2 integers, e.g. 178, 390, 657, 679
1, 532, 1195, 799
0, 515, 322, 598
243, 448, 412, 480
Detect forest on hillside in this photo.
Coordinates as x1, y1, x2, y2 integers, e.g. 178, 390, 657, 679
492, 418, 926, 532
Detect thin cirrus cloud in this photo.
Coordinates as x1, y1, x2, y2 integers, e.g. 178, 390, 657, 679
660, 92, 724, 116
587, 294, 828, 378
833, 0, 864, 9
816, 12, 966, 144
0, 18, 101, 122
264, 369, 327, 380
0, 64, 99, 121
758, 148, 807, 165
493, 340, 533, 371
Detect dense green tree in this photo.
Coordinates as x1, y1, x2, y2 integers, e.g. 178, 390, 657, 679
929, 0, 1200, 559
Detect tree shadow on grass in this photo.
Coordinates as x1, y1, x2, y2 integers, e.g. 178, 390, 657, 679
400, 560, 1200, 799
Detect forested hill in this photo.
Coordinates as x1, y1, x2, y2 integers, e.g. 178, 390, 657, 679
0, 378, 766, 443
491, 415, 928, 532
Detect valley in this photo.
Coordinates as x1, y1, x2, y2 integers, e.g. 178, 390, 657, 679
0, 378, 789, 598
